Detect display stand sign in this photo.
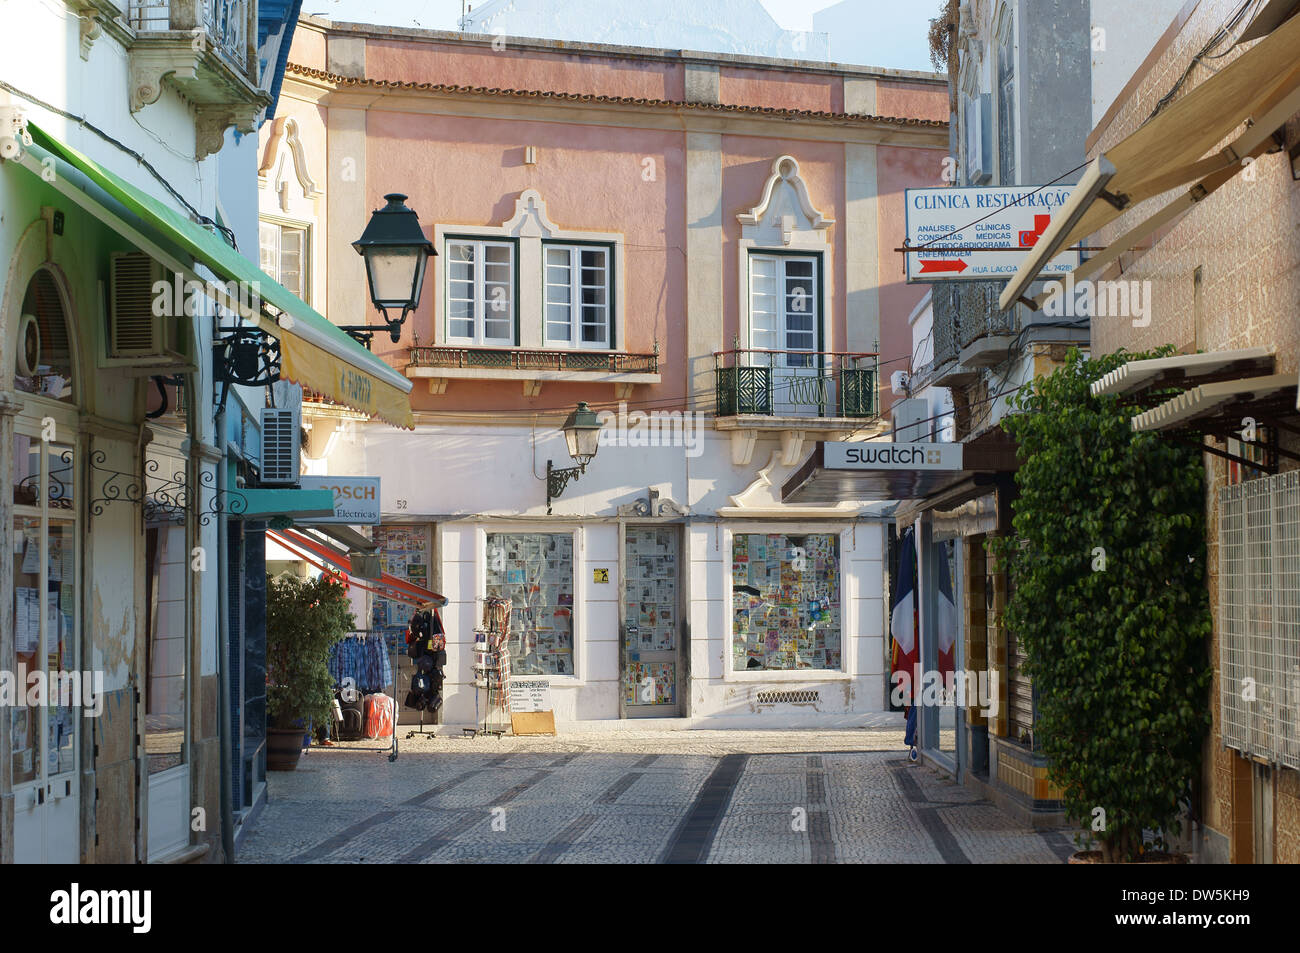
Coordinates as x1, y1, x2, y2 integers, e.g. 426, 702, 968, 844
903, 185, 1081, 282
508, 679, 556, 735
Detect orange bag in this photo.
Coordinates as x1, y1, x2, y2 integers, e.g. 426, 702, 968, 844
363, 693, 395, 739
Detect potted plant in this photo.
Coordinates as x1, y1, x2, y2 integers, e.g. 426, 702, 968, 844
991, 347, 1211, 863
266, 571, 355, 770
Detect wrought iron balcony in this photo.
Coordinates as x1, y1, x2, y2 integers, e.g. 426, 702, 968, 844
408, 346, 658, 373
713, 350, 878, 420
126, 0, 267, 158
404, 345, 662, 397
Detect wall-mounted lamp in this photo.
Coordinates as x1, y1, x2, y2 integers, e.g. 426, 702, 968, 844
544, 401, 603, 514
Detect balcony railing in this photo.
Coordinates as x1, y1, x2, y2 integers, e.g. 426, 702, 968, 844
714, 350, 878, 419
930, 281, 1015, 369
129, 0, 249, 71
407, 346, 659, 374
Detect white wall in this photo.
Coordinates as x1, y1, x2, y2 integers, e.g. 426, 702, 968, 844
1090, 0, 1185, 127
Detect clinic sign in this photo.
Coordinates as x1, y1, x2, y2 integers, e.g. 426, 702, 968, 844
825, 441, 963, 471
904, 185, 1081, 282
299, 476, 381, 524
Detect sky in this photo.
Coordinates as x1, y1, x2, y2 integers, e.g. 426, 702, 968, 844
302, 0, 938, 72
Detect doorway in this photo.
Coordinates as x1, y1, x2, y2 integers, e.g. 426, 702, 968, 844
622, 526, 682, 717
10, 427, 81, 863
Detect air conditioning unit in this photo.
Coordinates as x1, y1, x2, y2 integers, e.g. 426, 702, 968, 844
259, 407, 300, 485
102, 252, 188, 373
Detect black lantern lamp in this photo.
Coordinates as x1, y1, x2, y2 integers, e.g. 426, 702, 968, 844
545, 401, 603, 514
340, 193, 435, 345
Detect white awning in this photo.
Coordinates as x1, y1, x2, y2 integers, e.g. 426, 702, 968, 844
1090, 347, 1275, 397
1000, 12, 1300, 310
1131, 375, 1297, 432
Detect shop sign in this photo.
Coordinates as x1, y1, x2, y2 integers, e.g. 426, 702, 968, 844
904, 185, 1081, 281
508, 679, 553, 713
825, 441, 963, 471
299, 475, 381, 524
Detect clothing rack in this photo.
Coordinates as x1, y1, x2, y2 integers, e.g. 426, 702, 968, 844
329, 630, 394, 696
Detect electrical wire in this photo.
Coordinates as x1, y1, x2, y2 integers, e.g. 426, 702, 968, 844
0, 77, 239, 249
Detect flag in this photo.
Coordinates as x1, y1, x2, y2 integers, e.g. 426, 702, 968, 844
890, 527, 918, 706
935, 540, 957, 678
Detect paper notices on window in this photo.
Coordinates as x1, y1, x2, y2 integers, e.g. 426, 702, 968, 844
15, 587, 40, 654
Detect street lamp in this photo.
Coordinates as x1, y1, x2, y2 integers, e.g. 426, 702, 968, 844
546, 401, 603, 514
340, 193, 435, 345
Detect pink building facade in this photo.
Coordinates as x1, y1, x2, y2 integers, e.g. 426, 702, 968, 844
261, 16, 948, 725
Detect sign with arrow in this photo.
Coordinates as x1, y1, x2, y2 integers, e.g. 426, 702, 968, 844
903, 185, 1082, 283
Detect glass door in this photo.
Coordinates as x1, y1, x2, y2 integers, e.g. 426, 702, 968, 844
749, 254, 825, 417
622, 527, 681, 717
10, 428, 79, 863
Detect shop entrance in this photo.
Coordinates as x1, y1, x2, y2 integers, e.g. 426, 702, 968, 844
11, 424, 80, 863
622, 526, 682, 717
10, 268, 81, 863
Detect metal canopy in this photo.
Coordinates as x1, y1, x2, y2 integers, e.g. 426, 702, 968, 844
1091, 347, 1276, 399
782, 429, 1019, 504
1131, 374, 1299, 433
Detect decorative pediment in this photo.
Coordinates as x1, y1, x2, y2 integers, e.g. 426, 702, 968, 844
259, 116, 320, 213
616, 487, 688, 518
503, 189, 559, 238
737, 155, 833, 246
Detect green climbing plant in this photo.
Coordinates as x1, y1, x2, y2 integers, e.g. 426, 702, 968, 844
990, 346, 1211, 863
266, 571, 356, 731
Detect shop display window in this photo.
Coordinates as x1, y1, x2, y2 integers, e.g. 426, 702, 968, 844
731, 532, 841, 671
486, 533, 574, 676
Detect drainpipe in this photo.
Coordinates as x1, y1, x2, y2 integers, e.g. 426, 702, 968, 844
216, 403, 235, 863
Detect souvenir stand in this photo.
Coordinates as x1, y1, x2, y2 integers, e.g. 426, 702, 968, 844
465, 596, 512, 738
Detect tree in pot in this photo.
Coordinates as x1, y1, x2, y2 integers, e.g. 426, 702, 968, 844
991, 347, 1211, 863
266, 571, 355, 770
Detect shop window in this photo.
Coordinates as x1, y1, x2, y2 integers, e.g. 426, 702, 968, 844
9, 436, 78, 787
446, 238, 516, 345
14, 269, 75, 403
371, 524, 432, 641
259, 221, 309, 303
486, 533, 574, 676
544, 242, 612, 349
731, 532, 841, 671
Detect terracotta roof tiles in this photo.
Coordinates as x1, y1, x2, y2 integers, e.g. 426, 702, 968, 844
286, 63, 948, 128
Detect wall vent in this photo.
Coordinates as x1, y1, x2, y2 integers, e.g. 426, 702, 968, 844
756, 690, 820, 706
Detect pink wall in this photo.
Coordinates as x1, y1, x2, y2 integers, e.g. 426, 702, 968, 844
877, 81, 950, 122
876, 143, 949, 411
366, 39, 685, 100
718, 68, 843, 113
720, 138, 846, 354
363, 109, 687, 416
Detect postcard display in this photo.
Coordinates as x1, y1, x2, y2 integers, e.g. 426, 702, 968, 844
485, 533, 574, 677
370, 525, 431, 651
731, 533, 841, 671
623, 528, 678, 708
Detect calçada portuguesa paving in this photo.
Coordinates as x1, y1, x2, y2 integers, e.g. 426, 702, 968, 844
236, 727, 1075, 864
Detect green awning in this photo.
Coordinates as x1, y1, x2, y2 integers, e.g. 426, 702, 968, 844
231, 488, 336, 520
20, 122, 414, 429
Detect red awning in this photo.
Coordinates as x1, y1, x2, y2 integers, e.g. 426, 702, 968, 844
267, 527, 445, 608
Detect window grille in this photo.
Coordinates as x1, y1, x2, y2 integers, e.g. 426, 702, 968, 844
1219, 469, 1300, 769
755, 690, 820, 706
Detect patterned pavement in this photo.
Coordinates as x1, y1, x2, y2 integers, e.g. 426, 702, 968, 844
236, 729, 1074, 864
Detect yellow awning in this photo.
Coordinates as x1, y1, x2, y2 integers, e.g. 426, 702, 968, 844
20, 122, 415, 429
1001, 12, 1300, 310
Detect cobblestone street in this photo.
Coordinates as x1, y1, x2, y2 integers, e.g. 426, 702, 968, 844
237, 729, 1074, 863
